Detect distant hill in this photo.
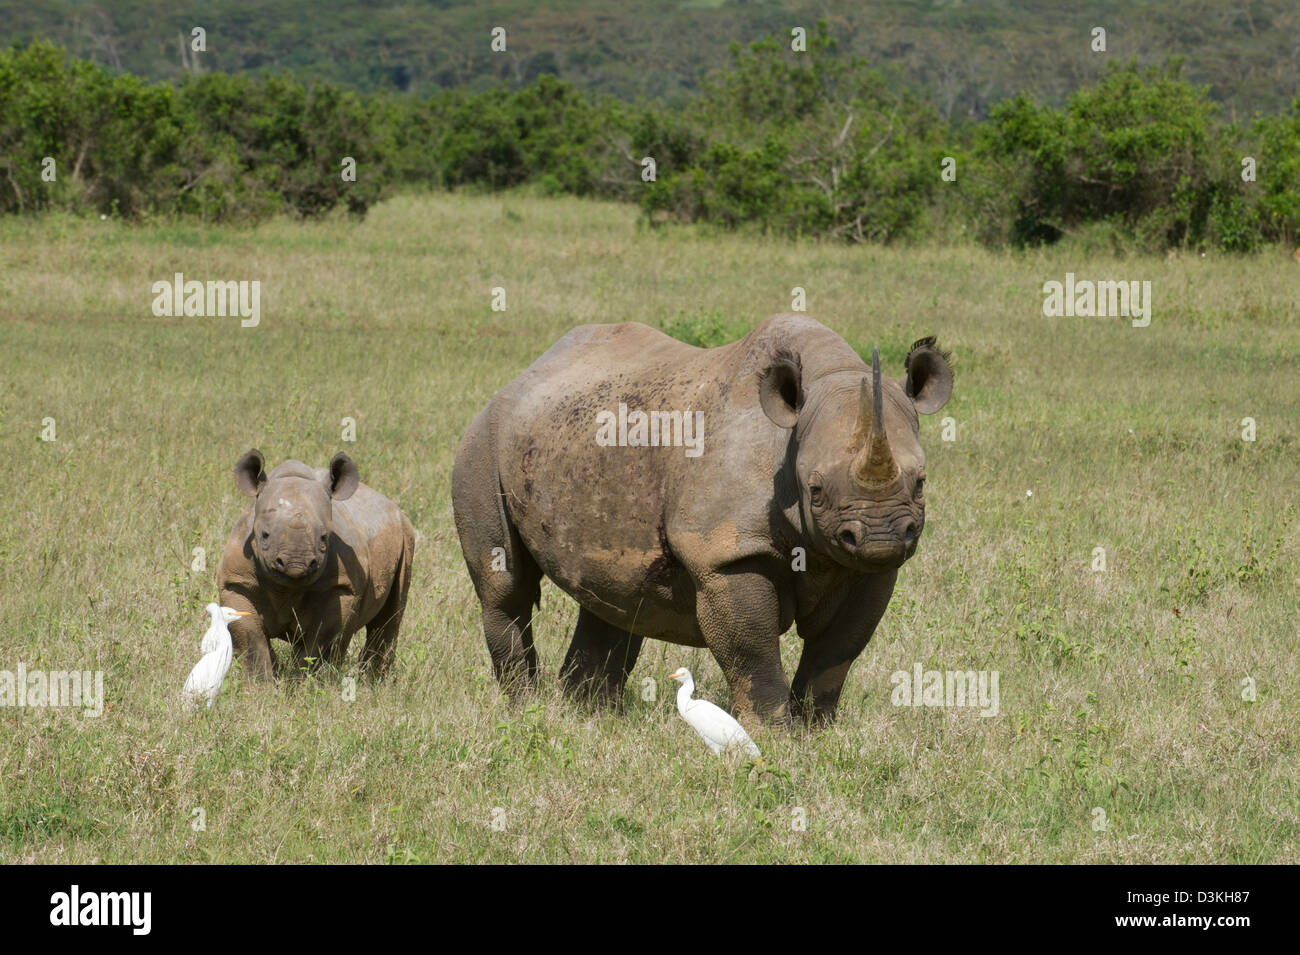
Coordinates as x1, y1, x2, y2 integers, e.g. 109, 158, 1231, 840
3, 0, 1297, 118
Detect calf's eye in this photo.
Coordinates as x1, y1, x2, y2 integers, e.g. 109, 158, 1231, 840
808, 471, 825, 508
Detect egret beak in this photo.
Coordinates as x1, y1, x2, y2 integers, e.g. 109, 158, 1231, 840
234, 611, 251, 617
667, 669, 684, 679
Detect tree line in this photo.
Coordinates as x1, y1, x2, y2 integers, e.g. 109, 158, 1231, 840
2, 30, 1297, 252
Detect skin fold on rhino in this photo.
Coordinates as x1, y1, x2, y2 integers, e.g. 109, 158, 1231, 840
452, 313, 953, 728
217, 451, 415, 680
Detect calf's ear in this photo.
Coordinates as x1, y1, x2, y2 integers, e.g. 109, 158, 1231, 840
328, 452, 360, 501
759, 351, 803, 429
904, 337, 954, 414
234, 450, 267, 497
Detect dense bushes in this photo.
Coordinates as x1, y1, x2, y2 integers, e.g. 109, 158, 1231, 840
639, 28, 946, 241
1, 36, 1297, 250
424, 76, 637, 198
975, 61, 1296, 251
0, 42, 381, 220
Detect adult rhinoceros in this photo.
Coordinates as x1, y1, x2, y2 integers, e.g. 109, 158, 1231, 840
452, 314, 953, 726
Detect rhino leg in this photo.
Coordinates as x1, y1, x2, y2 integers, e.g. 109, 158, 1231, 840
453, 411, 545, 696
360, 527, 414, 679
791, 569, 897, 724
456, 499, 542, 696
697, 564, 793, 728
286, 634, 327, 677
285, 604, 350, 677
322, 631, 354, 672
560, 607, 643, 708
360, 602, 406, 679
234, 624, 275, 681
218, 587, 275, 682
478, 560, 542, 696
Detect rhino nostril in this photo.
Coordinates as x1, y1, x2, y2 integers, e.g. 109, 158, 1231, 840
308, 558, 318, 571
273, 557, 285, 569
839, 528, 859, 550
903, 522, 919, 546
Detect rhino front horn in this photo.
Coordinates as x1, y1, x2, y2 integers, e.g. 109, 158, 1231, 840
851, 347, 900, 489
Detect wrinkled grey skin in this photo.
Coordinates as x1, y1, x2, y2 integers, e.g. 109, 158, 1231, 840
218, 451, 415, 680
452, 314, 953, 727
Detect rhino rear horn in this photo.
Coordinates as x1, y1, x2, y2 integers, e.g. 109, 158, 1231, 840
235, 449, 267, 497
851, 348, 900, 489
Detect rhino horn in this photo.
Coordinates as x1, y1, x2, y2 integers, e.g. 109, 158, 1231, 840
851, 347, 900, 489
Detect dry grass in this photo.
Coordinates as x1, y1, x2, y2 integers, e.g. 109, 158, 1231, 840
0, 193, 1296, 862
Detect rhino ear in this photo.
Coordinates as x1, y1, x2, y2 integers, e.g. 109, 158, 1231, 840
904, 337, 953, 415
328, 452, 359, 501
759, 352, 803, 429
234, 450, 267, 497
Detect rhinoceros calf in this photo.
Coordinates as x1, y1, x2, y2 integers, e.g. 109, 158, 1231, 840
452, 314, 953, 726
218, 450, 415, 679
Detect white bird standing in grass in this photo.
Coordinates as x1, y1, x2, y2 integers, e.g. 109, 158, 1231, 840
182, 604, 248, 711
667, 667, 761, 759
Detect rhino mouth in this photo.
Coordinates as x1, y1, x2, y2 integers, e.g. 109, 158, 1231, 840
833, 516, 921, 569
847, 540, 914, 569
259, 555, 325, 585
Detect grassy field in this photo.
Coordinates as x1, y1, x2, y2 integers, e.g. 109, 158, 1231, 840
1, 193, 1297, 863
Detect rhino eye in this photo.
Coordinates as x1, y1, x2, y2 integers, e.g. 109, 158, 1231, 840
808, 472, 825, 508
320, 534, 328, 545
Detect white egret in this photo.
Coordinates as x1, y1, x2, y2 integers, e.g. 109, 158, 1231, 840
667, 667, 760, 759
182, 604, 248, 711
199, 602, 239, 654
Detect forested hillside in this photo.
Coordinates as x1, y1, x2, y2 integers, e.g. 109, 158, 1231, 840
3, 0, 1297, 117
3, 5, 1298, 251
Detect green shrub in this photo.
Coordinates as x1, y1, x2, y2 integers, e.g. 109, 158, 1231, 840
0, 42, 384, 221
660, 309, 751, 347
976, 61, 1225, 251
1, 35, 1296, 252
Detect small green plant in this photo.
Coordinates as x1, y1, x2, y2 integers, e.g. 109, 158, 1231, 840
490, 703, 572, 770
659, 309, 751, 348
1165, 615, 1201, 682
